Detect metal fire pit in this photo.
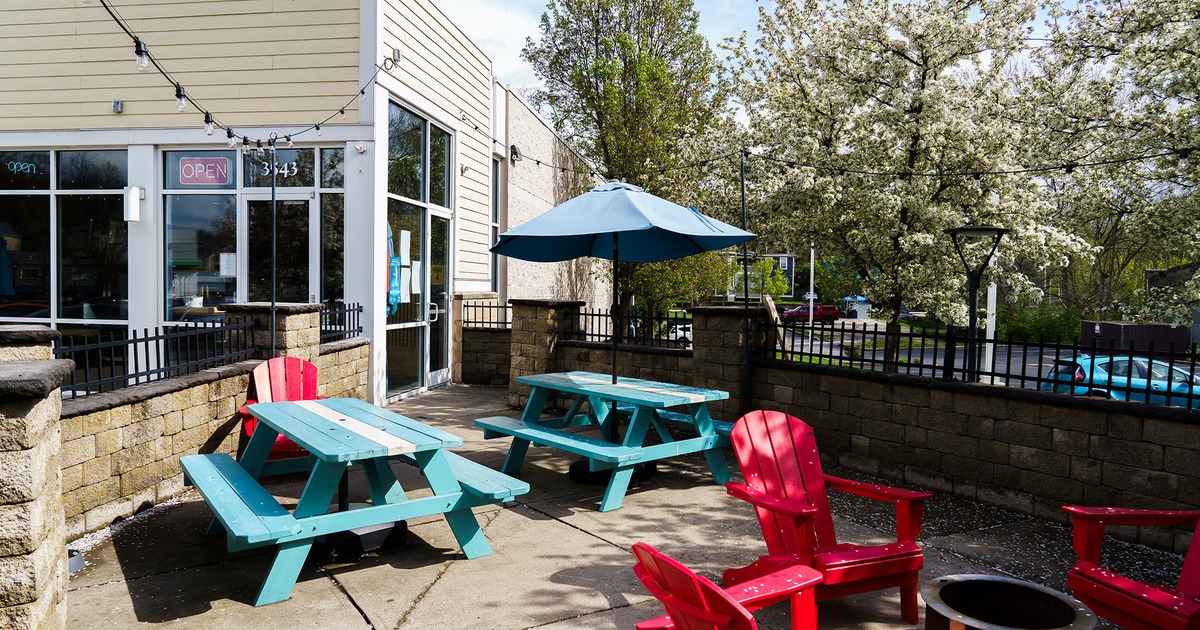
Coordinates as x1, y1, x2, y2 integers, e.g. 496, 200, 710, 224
922, 574, 1097, 630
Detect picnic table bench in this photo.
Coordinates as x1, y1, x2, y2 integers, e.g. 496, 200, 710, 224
474, 371, 731, 511
182, 397, 527, 606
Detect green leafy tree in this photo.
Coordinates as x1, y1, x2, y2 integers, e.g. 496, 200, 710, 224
523, 0, 734, 328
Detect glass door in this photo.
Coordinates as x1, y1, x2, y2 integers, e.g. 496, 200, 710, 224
428, 214, 450, 386
385, 200, 425, 395
243, 195, 317, 303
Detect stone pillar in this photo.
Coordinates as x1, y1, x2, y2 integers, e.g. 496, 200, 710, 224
689, 305, 770, 419
508, 299, 584, 408
0, 326, 58, 362
222, 302, 323, 362
0, 359, 75, 630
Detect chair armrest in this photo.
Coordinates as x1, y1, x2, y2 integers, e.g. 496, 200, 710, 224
722, 564, 823, 609
825, 474, 931, 541
725, 482, 819, 518
1063, 506, 1200, 563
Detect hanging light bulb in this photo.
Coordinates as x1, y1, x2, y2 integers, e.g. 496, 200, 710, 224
203, 112, 215, 136
227, 128, 236, 148
1178, 148, 1192, 170
315, 124, 322, 137
134, 38, 151, 73
255, 139, 264, 155
174, 83, 187, 112
241, 136, 250, 154
285, 135, 293, 148
339, 108, 346, 119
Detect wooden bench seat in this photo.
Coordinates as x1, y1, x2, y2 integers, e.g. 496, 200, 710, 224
474, 416, 643, 464
399, 450, 530, 501
612, 402, 733, 436
181, 453, 301, 545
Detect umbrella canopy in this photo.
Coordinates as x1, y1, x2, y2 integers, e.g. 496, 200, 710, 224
491, 180, 755, 382
491, 181, 754, 262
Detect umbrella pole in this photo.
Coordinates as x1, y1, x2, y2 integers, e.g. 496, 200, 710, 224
612, 234, 618, 384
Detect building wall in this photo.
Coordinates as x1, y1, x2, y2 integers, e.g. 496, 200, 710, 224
0, 0, 362, 132
378, 0, 494, 289
501, 90, 609, 308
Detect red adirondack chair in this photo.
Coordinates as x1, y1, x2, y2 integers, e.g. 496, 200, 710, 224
1063, 505, 1200, 630
631, 541, 823, 630
723, 410, 932, 624
238, 356, 324, 460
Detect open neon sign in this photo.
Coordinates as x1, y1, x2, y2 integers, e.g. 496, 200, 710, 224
179, 157, 231, 185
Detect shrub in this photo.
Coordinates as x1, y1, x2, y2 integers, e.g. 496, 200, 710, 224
997, 304, 1083, 342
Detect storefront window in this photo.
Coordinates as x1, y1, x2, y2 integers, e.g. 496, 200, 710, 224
0, 195, 51, 317
58, 150, 127, 190
388, 104, 426, 200
164, 151, 236, 190
57, 196, 127, 319
0, 152, 50, 190
165, 194, 237, 321
430, 127, 450, 208
321, 194, 344, 305
243, 148, 315, 188
321, 148, 344, 188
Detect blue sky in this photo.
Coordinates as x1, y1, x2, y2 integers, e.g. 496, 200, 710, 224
431, 1, 773, 90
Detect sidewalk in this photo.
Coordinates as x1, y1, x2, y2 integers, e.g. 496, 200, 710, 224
65, 384, 1178, 629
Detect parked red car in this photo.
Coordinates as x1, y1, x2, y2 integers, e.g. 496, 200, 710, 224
781, 304, 840, 324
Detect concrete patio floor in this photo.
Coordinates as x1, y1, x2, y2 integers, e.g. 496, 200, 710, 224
65, 384, 1182, 629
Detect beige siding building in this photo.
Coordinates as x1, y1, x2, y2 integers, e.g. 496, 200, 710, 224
0, 0, 601, 402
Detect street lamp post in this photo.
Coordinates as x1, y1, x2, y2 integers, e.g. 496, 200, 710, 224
945, 225, 1009, 381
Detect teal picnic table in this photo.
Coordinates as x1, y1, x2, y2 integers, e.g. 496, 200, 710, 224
180, 398, 527, 606
474, 371, 732, 512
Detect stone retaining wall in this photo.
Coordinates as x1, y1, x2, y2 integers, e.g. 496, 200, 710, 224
480, 299, 1200, 553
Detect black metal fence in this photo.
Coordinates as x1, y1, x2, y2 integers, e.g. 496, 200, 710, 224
571, 308, 693, 349
462, 302, 512, 329
320, 302, 363, 343
774, 321, 1200, 409
54, 317, 256, 398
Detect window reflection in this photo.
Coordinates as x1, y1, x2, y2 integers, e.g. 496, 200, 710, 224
0, 152, 50, 189
58, 151, 127, 190
165, 194, 237, 321
58, 196, 127, 319
321, 194, 344, 305
321, 149, 345, 188
248, 200, 309, 302
388, 103, 426, 200
386, 199, 423, 326
243, 149, 315, 188
0, 196, 51, 317
430, 126, 450, 207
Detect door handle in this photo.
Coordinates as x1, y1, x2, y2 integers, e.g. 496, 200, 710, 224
429, 303, 439, 322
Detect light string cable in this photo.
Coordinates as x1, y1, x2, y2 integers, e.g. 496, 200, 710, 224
747, 146, 1195, 179
450, 103, 744, 181
89, 0, 389, 149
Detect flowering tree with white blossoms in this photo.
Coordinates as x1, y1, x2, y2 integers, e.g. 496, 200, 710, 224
1029, 0, 1199, 324
730, 0, 1094, 339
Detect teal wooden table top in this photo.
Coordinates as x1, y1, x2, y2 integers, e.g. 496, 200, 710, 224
516, 371, 729, 408
245, 398, 464, 463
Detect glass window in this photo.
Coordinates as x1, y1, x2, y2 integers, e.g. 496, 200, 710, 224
388, 103, 426, 200
0, 152, 50, 189
386, 199, 423, 326
58, 151, 127, 190
321, 194, 344, 305
0, 195, 51, 317
248, 199, 309, 302
165, 194, 237, 321
243, 148, 315, 188
58, 196, 127, 319
430, 126, 450, 208
164, 151, 237, 190
321, 149, 344, 188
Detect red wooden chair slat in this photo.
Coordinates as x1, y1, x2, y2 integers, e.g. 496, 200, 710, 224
1063, 505, 1200, 630
238, 357, 324, 461
723, 410, 931, 624
632, 542, 821, 630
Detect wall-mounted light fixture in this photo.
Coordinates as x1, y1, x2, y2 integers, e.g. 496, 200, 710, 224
510, 144, 523, 162
124, 186, 144, 222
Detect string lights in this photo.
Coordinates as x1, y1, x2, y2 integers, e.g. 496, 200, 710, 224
86, 0, 386, 150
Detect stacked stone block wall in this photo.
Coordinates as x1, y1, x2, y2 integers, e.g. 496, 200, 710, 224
0, 360, 73, 630
753, 363, 1200, 553
461, 328, 512, 387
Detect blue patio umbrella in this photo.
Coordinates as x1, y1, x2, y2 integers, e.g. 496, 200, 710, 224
491, 180, 755, 382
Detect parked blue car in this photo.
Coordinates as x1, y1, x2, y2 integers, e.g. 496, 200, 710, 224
1041, 354, 1200, 408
